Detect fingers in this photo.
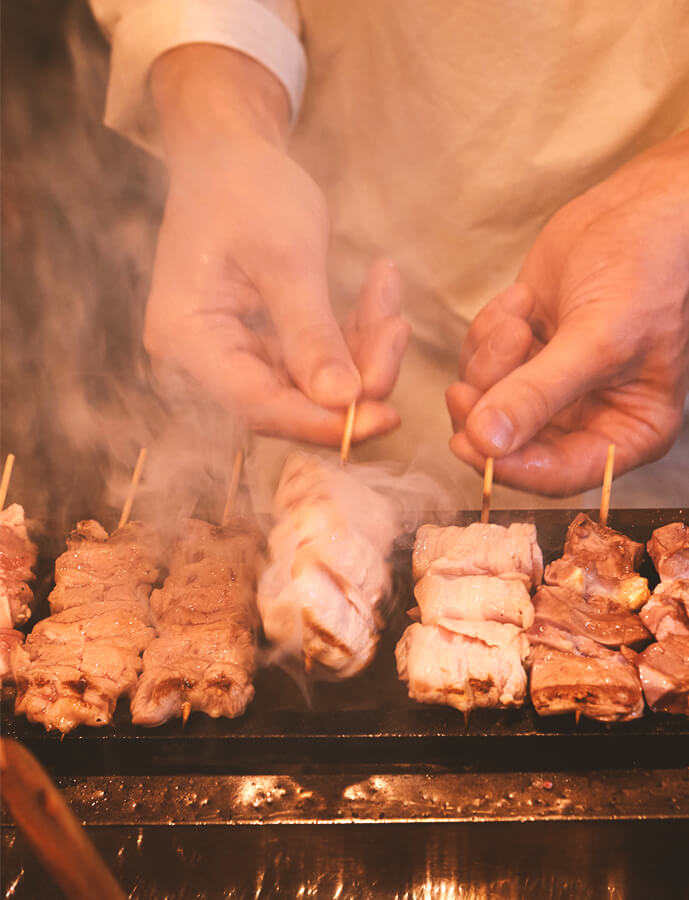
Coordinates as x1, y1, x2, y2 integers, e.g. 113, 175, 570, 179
462, 314, 618, 457
457, 283, 535, 378
462, 317, 533, 393
346, 259, 410, 399
257, 267, 362, 410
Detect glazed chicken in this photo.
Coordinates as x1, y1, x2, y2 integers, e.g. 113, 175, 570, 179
10, 520, 163, 733
131, 517, 264, 726
0, 504, 38, 678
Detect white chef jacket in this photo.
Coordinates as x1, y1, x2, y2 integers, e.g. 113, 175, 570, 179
88, 0, 689, 507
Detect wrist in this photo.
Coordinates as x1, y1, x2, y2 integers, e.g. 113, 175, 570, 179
151, 45, 290, 164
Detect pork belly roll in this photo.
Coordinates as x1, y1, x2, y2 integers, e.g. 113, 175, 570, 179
412, 522, 543, 589
258, 452, 401, 679
10, 520, 163, 733
544, 514, 649, 611
396, 619, 529, 712
414, 574, 534, 629
131, 518, 264, 726
0, 504, 38, 678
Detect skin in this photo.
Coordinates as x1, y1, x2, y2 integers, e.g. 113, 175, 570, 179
148, 46, 689, 494
447, 130, 689, 496
147, 46, 409, 446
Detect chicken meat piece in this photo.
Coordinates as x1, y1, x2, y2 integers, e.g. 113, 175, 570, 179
130, 517, 264, 726
0, 504, 38, 638
629, 635, 689, 715
530, 645, 644, 722
530, 585, 650, 650
49, 520, 163, 612
258, 452, 401, 678
412, 522, 543, 589
395, 619, 529, 712
10, 520, 163, 733
639, 580, 689, 640
544, 514, 649, 611
647, 523, 689, 582
413, 573, 534, 628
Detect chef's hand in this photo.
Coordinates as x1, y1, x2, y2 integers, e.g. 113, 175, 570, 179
145, 46, 408, 445
447, 130, 689, 496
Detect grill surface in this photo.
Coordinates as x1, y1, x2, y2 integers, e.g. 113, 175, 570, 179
2, 509, 688, 776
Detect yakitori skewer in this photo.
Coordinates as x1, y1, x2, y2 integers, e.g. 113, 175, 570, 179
340, 400, 357, 464
221, 449, 244, 527
0, 738, 125, 900
599, 443, 616, 528
0, 453, 16, 511
481, 457, 494, 525
117, 447, 148, 529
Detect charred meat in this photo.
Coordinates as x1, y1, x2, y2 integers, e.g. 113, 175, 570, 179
544, 514, 649, 611
131, 517, 263, 726
0, 504, 38, 677
10, 520, 162, 733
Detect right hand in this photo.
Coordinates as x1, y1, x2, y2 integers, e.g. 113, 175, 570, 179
145, 47, 408, 445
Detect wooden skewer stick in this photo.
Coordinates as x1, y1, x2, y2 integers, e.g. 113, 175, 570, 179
181, 701, 191, 726
0, 737, 126, 900
0, 453, 16, 511
117, 448, 148, 530
599, 443, 615, 528
575, 709, 582, 726
480, 457, 494, 524
221, 449, 244, 526
340, 400, 357, 465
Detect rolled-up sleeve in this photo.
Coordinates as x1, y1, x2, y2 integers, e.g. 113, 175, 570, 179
89, 0, 306, 156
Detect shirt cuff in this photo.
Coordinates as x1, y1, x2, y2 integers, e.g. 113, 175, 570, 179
104, 0, 306, 157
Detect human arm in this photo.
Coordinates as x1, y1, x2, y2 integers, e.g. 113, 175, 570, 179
447, 130, 689, 495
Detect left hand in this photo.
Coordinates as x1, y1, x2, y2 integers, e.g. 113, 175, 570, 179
447, 130, 689, 496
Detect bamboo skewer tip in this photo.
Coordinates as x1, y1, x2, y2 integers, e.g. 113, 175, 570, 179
480, 457, 494, 524
221, 449, 244, 526
0, 453, 16, 511
340, 401, 357, 465
181, 702, 191, 726
117, 448, 148, 530
599, 443, 616, 528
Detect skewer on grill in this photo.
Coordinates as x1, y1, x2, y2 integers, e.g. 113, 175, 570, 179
481, 457, 494, 525
118, 447, 148, 529
599, 443, 615, 527
340, 400, 356, 464
0, 737, 126, 900
0, 453, 16, 511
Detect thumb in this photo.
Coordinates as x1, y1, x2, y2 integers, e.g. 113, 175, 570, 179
259, 268, 361, 409
464, 314, 614, 456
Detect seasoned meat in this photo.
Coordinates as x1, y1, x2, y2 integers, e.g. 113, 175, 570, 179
544, 514, 649, 611
258, 452, 400, 678
50, 520, 163, 613
0, 504, 38, 649
396, 619, 529, 712
647, 523, 689, 582
10, 520, 163, 733
530, 585, 651, 650
530, 645, 644, 722
414, 574, 534, 628
639, 580, 689, 640
630, 635, 689, 715
131, 517, 263, 726
412, 522, 543, 589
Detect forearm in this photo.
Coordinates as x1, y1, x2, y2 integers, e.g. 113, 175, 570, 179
152, 44, 290, 165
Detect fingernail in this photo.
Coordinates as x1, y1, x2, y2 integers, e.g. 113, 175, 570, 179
471, 406, 515, 453
311, 362, 360, 406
